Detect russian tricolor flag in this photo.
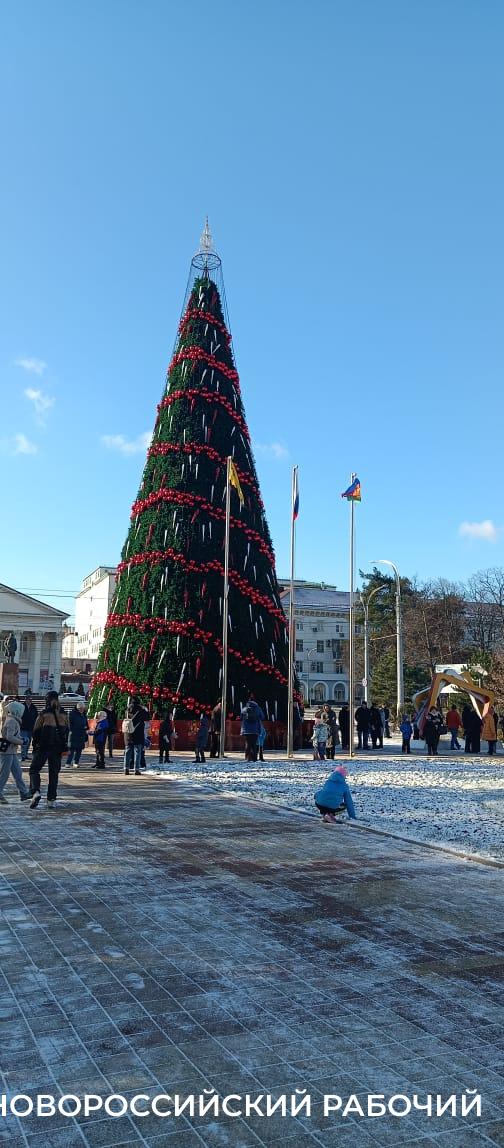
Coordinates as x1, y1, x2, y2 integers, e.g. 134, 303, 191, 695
293, 467, 299, 521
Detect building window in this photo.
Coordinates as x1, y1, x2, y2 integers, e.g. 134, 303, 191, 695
316, 640, 324, 654
311, 661, 324, 673
296, 639, 303, 652
313, 682, 326, 703
333, 663, 343, 674
295, 660, 303, 672
334, 684, 345, 701
296, 621, 304, 631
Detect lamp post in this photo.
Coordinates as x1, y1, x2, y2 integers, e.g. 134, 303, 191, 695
371, 559, 404, 719
360, 584, 388, 703
306, 648, 317, 709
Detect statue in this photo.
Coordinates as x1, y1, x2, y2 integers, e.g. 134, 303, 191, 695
3, 632, 17, 664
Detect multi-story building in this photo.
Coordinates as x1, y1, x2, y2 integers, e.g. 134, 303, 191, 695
74, 567, 117, 665
278, 581, 362, 705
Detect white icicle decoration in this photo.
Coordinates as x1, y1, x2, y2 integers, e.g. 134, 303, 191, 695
183, 428, 186, 443
231, 425, 235, 436
158, 649, 166, 667
202, 523, 205, 541
255, 621, 258, 638
164, 528, 168, 546
195, 463, 199, 479
125, 642, 130, 659
249, 604, 253, 621
151, 595, 155, 614
210, 484, 214, 502
209, 521, 212, 538
253, 565, 256, 580
219, 597, 222, 614
231, 685, 234, 703
201, 369, 207, 383
176, 636, 180, 656
164, 606, 168, 619
229, 614, 232, 631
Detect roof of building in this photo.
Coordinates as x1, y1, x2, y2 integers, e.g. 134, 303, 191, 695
279, 585, 350, 610
0, 583, 68, 620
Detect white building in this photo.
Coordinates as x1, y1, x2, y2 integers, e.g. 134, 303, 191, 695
279, 581, 360, 705
74, 567, 117, 663
0, 583, 68, 693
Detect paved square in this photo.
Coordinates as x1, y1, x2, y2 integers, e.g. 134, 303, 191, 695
0, 763, 503, 1147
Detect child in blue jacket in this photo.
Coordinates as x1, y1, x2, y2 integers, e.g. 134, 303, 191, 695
400, 715, 413, 754
314, 765, 356, 823
92, 711, 109, 769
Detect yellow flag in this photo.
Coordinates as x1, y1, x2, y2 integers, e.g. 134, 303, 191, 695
229, 459, 244, 504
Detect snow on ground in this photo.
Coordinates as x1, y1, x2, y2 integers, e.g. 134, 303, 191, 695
150, 744, 504, 862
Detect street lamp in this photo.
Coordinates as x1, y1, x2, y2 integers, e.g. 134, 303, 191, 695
306, 648, 317, 708
360, 584, 388, 703
371, 559, 404, 719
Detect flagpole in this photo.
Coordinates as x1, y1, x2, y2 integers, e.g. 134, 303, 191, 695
287, 465, 298, 758
348, 474, 356, 759
219, 457, 232, 758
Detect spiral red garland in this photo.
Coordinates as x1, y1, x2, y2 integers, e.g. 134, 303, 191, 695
147, 440, 263, 507
178, 308, 232, 346
116, 547, 287, 626
168, 346, 240, 391
130, 488, 275, 565
159, 388, 249, 440
105, 613, 288, 687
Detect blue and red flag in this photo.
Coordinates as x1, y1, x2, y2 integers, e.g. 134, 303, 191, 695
341, 476, 361, 502
293, 467, 299, 520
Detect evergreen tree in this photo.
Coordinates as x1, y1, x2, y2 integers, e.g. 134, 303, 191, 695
90, 225, 290, 720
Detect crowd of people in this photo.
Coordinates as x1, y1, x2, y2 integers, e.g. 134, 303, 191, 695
0, 685, 502, 809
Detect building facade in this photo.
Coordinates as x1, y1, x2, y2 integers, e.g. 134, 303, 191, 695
74, 567, 117, 663
279, 581, 363, 705
0, 583, 68, 693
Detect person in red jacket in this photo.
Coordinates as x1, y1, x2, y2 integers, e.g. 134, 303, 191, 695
446, 704, 461, 750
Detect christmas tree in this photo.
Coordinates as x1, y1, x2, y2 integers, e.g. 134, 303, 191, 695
90, 223, 290, 721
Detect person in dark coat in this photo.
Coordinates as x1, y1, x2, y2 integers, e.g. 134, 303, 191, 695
461, 703, 473, 752
467, 709, 482, 754
122, 697, 147, 775
20, 695, 38, 760
424, 708, 443, 755
158, 710, 173, 764
209, 701, 221, 758
338, 703, 350, 751
240, 693, 265, 762
369, 703, 383, 749
324, 706, 339, 759
193, 714, 210, 763
382, 703, 391, 738
354, 701, 371, 750
104, 706, 117, 759
29, 691, 69, 809
66, 701, 89, 766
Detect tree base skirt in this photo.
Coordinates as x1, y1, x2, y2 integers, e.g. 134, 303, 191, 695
86, 719, 311, 752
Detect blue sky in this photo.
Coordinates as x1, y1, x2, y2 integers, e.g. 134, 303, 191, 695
2, 0, 503, 622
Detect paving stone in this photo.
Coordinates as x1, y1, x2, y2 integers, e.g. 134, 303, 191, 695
0, 768, 502, 1148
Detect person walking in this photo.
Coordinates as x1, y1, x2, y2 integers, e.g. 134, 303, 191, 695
0, 700, 31, 803
338, 703, 350, 752
481, 707, 497, 755
209, 701, 221, 758
29, 691, 69, 809
240, 693, 264, 762
446, 704, 461, 750
399, 714, 413, 754
257, 721, 267, 762
92, 711, 108, 769
193, 713, 210, 763
20, 693, 38, 761
354, 701, 371, 750
158, 710, 173, 764
65, 701, 89, 767
382, 703, 391, 738
369, 703, 383, 749
104, 705, 117, 759
122, 697, 146, 775
424, 708, 443, 755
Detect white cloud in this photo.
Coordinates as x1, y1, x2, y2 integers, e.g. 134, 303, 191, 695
101, 431, 152, 456
15, 357, 47, 375
458, 519, 500, 542
254, 441, 289, 460
13, 433, 38, 455
24, 387, 55, 416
